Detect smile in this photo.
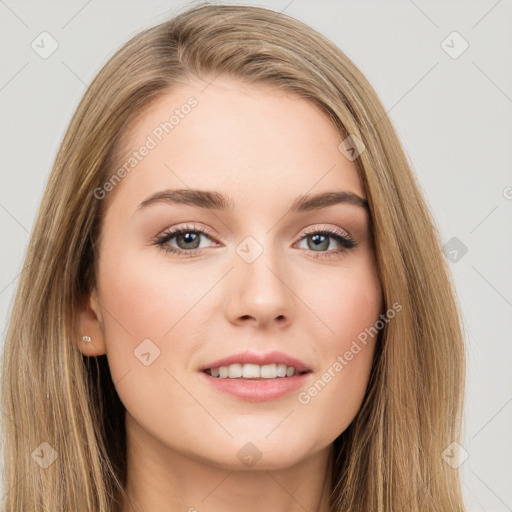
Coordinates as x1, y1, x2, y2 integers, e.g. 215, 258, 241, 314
204, 363, 308, 379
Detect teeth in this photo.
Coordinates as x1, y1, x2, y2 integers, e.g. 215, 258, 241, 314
207, 363, 300, 379
276, 363, 287, 377
228, 363, 243, 378
243, 363, 260, 378
260, 364, 277, 378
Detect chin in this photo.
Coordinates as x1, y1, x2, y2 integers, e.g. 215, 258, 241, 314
196, 435, 321, 472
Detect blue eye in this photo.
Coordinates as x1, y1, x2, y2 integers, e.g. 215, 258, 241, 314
297, 227, 357, 259
153, 224, 218, 256
153, 224, 357, 259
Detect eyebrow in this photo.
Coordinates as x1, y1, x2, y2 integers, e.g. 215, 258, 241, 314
137, 188, 369, 214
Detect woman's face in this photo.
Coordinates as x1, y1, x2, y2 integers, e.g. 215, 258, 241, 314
81, 76, 383, 471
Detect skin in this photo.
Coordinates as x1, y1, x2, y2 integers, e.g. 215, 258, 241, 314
78, 75, 383, 512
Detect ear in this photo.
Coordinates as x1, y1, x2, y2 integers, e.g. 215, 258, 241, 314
77, 287, 107, 356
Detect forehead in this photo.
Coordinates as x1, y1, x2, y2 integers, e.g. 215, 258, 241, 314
109, 76, 365, 210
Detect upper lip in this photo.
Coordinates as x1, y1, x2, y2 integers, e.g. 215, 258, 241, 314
200, 350, 312, 373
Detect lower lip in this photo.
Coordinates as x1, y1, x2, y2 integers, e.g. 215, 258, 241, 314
200, 371, 311, 401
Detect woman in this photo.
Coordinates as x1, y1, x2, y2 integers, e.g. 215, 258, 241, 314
1, 3, 466, 511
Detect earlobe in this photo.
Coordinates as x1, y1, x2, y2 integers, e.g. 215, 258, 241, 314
77, 288, 107, 356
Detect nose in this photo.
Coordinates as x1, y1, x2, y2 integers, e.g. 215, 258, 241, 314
224, 243, 295, 329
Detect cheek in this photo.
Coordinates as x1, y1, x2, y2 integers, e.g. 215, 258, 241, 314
96, 244, 228, 403
95, 251, 206, 434
95, 249, 182, 381
298, 351, 376, 446
304, 253, 382, 347
98, 246, 212, 340
296, 258, 382, 435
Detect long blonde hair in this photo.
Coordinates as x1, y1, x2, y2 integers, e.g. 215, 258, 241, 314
1, 3, 466, 511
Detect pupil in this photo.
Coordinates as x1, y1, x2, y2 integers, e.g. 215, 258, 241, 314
178, 232, 200, 249
309, 234, 328, 251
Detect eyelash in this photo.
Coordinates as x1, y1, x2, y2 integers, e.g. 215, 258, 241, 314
152, 223, 357, 260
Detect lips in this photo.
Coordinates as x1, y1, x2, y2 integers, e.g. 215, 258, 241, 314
200, 350, 312, 374
199, 350, 313, 401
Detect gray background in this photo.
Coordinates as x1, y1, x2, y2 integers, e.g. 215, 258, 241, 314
1, 0, 511, 510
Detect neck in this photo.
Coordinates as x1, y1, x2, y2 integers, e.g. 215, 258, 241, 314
121, 413, 333, 512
